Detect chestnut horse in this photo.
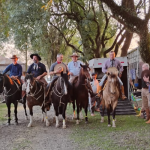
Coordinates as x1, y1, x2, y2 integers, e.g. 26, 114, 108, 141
100, 72, 120, 127
25, 74, 50, 127
72, 64, 91, 124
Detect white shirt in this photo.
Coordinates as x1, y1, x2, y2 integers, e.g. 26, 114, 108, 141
68, 60, 83, 76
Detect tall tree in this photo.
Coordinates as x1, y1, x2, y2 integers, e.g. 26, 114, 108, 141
100, 0, 150, 63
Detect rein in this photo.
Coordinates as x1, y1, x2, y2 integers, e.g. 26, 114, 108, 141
1, 75, 20, 97
27, 80, 43, 101
52, 77, 66, 106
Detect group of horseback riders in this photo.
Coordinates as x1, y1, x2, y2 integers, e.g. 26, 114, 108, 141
1, 50, 127, 105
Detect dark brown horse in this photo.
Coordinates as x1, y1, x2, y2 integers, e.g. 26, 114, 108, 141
0, 74, 27, 125
101, 72, 120, 127
25, 74, 50, 127
72, 64, 91, 124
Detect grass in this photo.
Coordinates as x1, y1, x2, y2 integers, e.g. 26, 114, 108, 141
67, 105, 150, 150
0, 103, 15, 123
0, 103, 8, 122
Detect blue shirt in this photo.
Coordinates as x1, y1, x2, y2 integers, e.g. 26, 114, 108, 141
27, 62, 47, 78
68, 61, 83, 76
3, 63, 22, 78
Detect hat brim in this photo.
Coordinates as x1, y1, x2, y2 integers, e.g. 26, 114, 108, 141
10, 57, 18, 59
30, 54, 41, 61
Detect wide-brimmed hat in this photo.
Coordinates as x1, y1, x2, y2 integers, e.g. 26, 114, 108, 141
30, 53, 41, 61
10, 55, 18, 59
54, 63, 67, 76
70, 52, 79, 57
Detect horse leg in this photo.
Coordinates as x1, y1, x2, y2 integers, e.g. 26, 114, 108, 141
62, 105, 67, 129
43, 108, 50, 127
23, 97, 28, 120
28, 107, 33, 127
14, 102, 18, 125
84, 106, 88, 124
6, 102, 11, 125
72, 101, 76, 120
54, 105, 59, 128
112, 108, 116, 127
100, 99, 105, 123
76, 104, 80, 124
107, 105, 111, 127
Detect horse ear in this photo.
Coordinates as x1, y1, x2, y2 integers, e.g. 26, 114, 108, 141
80, 64, 83, 67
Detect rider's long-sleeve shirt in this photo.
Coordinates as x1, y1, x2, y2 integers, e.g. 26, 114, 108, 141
3, 63, 22, 78
102, 58, 123, 74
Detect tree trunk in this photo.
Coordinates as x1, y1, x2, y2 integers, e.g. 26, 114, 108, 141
121, 31, 133, 57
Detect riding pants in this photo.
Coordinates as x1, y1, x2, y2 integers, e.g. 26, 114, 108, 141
99, 74, 123, 86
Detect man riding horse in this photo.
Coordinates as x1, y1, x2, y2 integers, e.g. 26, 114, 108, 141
68, 52, 83, 83
2, 55, 22, 103
22, 53, 47, 102
99, 51, 127, 100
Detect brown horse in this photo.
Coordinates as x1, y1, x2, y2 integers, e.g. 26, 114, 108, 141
25, 74, 50, 127
72, 64, 91, 124
101, 72, 120, 127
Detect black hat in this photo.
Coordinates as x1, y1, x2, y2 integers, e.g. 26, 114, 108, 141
30, 54, 41, 61
92, 73, 97, 76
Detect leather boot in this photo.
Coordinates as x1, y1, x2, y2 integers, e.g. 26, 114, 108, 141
121, 85, 127, 100
18, 91, 26, 103
145, 108, 150, 121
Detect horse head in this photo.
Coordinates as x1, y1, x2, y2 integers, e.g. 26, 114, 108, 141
107, 72, 119, 94
80, 64, 91, 80
25, 74, 35, 95
0, 74, 4, 94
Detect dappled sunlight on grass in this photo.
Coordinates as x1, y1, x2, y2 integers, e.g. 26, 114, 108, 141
67, 105, 150, 150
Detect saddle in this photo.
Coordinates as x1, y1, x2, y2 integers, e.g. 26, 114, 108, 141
45, 76, 59, 101
11, 78, 21, 90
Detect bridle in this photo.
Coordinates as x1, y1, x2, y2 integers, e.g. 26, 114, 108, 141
52, 77, 67, 106
0, 75, 20, 97
26, 79, 43, 101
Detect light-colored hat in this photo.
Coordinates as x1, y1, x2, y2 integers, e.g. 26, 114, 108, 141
10, 55, 18, 59
70, 52, 79, 57
54, 63, 67, 76
107, 67, 118, 75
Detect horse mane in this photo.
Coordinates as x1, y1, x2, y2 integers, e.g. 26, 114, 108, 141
4, 74, 14, 85
25, 74, 34, 82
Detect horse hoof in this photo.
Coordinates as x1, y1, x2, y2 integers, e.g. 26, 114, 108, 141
27, 124, 32, 127
62, 125, 66, 129
108, 124, 111, 127
76, 120, 79, 125
56, 124, 59, 128
6, 123, 10, 126
85, 121, 88, 124
100, 120, 104, 123
46, 122, 50, 127
112, 125, 116, 128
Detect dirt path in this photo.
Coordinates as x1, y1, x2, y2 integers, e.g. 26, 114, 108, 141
0, 104, 79, 150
